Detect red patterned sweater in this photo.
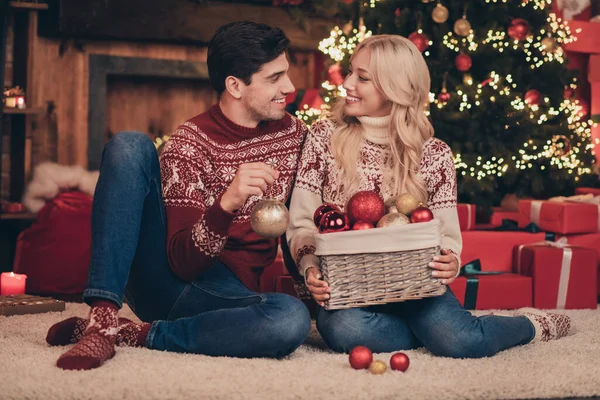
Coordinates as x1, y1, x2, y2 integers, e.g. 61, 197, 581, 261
159, 105, 307, 291
286, 116, 462, 277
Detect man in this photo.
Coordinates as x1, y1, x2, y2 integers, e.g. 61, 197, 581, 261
48, 21, 311, 370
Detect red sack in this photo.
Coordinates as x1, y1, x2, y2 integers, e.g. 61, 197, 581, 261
13, 191, 93, 296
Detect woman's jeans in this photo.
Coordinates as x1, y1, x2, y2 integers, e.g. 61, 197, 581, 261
82, 132, 310, 358
316, 289, 535, 358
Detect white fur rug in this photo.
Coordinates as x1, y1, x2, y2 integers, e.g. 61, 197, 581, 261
1, 303, 600, 400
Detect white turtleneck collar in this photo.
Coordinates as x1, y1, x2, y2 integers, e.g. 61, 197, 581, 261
357, 114, 391, 145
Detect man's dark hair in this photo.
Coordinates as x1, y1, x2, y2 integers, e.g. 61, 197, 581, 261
207, 21, 290, 95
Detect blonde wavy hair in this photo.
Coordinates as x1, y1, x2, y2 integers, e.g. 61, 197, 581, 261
330, 34, 434, 203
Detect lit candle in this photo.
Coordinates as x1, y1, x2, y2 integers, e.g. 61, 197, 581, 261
0, 272, 27, 296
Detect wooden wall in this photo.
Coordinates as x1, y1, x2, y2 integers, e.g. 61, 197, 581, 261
27, 17, 317, 170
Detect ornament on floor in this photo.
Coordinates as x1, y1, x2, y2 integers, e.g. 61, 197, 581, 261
408, 31, 430, 53
507, 18, 530, 41
524, 89, 542, 106
410, 206, 434, 223
3, 86, 26, 109
250, 198, 290, 238
345, 190, 386, 224
369, 360, 387, 375
376, 212, 410, 228
453, 17, 471, 37
319, 210, 350, 233
349, 346, 373, 369
552, 135, 572, 157
393, 193, 423, 215
314, 204, 341, 226
352, 221, 374, 230
432, 3, 449, 23
541, 37, 558, 53
390, 352, 410, 372
455, 53, 472, 72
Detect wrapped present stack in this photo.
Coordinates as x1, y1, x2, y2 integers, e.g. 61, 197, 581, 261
269, 198, 599, 313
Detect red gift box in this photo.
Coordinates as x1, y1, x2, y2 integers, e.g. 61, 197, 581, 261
457, 204, 476, 231
259, 246, 287, 293
575, 188, 600, 196
515, 242, 598, 309
461, 231, 547, 273
518, 200, 599, 234
449, 274, 532, 310
557, 233, 600, 297
489, 207, 520, 227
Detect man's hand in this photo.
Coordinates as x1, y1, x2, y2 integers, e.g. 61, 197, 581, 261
305, 266, 330, 307
429, 248, 460, 285
220, 162, 279, 213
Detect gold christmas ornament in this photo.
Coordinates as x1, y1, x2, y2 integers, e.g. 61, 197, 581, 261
369, 360, 387, 374
432, 3, 449, 23
384, 197, 399, 213
394, 193, 423, 215
376, 213, 411, 228
541, 37, 558, 53
454, 18, 471, 37
250, 198, 290, 239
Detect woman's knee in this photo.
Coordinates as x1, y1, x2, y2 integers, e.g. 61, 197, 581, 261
316, 308, 377, 353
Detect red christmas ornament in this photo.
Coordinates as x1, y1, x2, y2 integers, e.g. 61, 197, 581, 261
455, 54, 472, 72
319, 210, 350, 233
437, 91, 450, 103
345, 190, 386, 224
390, 352, 410, 372
327, 64, 345, 86
349, 346, 373, 370
394, 8, 401, 17
352, 221, 374, 230
408, 32, 430, 53
563, 87, 575, 99
524, 89, 542, 106
313, 203, 341, 227
410, 206, 434, 223
508, 18, 530, 41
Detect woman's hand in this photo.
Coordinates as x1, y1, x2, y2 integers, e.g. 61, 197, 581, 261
429, 248, 460, 285
305, 266, 330, 307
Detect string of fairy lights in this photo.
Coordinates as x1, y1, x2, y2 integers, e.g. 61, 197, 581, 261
296, 0, 596, 182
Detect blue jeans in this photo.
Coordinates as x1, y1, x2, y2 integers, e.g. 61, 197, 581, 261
316, 289, 535, 358
82, 132, 311, 358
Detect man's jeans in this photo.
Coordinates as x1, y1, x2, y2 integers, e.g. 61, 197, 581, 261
316, 289, 535, 358
82, 132, 310, 358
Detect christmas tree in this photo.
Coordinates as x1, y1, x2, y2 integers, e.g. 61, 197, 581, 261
289, 0, 597, 209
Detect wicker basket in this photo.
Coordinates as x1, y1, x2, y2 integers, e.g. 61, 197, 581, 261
315, 219, 446, 310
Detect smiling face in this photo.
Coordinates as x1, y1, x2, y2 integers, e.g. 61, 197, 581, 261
342, 48, 392, 118
239, 53, 295, 124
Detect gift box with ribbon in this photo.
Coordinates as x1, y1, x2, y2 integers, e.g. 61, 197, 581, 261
555, 233, 600, 297
449, 260, 532, 310
518, 195, 600, 234
515, 238, 598, 309
457, 204, 476, 231
489, 207, 520, 228
461, 230, 548, 273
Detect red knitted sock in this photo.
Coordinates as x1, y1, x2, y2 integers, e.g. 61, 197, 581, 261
46, 316, 132, 346
56, 300, 119, 370
116, 322, 152, 347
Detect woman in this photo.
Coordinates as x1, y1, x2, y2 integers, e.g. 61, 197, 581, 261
286, 35, 571, 358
